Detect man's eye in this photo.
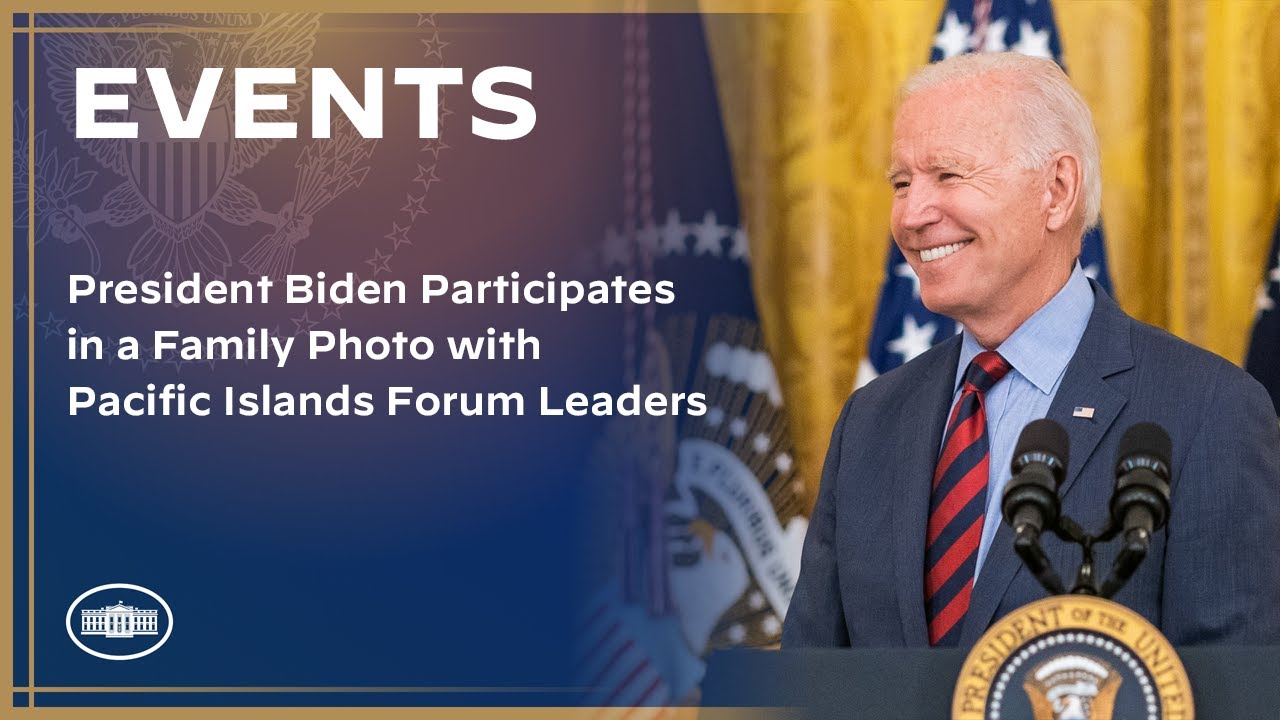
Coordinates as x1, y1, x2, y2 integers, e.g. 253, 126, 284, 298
893, 181, 910, 191
939, 172, 959, 181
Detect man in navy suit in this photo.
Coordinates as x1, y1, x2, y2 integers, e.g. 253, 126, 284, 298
783, 52, 1280, 648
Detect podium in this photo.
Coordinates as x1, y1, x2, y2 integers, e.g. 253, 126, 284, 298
702, 646, 1280, 718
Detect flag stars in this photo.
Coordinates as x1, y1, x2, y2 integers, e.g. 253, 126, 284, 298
888, 315, 937, 362
775, 452, 794, 474
934, 11, 971, 60
760, 614, 781, 636
365, 248, 393, 277
602, 226, 630, 267
659, 209, 689, 256
692, 211, 728, 256
1012, 20, 1053, 59
636, 220, 662, 257
751, 433, 771, 454
727, 624, 746, 643
747, 591, 766, 610
729, 227, 750, 262
980, 17, 1010, 52
729, 417, 748, 437
705, 406, 726, 427
895, 262, 922, 298
1257, 284, 1275, 314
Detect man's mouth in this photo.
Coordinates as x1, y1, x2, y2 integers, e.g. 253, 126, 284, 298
919, 239, 973, 263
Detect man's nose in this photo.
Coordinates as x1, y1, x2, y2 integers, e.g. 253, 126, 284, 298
895, 183, 944, 233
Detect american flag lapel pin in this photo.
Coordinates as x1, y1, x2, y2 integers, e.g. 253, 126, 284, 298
1073, 406, 1095, 419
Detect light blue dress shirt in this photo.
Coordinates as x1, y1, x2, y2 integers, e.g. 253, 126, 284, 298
946, 262, 1095, 578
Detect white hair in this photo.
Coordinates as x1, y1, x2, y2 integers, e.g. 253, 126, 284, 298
901, 53, 1102, 232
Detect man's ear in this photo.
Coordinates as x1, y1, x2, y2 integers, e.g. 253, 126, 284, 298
1045, 152, 1083, 233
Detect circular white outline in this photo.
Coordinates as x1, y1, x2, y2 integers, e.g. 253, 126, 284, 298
65, 583, 173, 661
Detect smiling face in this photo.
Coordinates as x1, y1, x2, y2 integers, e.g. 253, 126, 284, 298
889, 74, 1078, 346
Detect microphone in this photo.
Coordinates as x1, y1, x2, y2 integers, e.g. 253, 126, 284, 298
1002, 419, 1070, 595
1110, 422, 1172, 541
1002, 419, 1070, 537
1099, 422, 1172, 598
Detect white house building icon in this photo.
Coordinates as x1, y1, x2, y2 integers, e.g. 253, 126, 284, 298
80, 602, 159, 638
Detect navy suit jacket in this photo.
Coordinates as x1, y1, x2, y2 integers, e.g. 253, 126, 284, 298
783, 282, 1280, 648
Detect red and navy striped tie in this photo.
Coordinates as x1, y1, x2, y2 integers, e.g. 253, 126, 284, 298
925, 350, 1012, 646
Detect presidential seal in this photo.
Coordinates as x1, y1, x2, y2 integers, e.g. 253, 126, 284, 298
953, 595, 1192, 720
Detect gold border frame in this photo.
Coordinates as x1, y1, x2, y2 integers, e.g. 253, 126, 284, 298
2, 7, 794, 718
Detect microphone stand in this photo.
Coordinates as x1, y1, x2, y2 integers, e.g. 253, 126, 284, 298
1017, 512, 1152, 599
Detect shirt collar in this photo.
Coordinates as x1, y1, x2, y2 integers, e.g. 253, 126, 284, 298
954, 262, 1096, 395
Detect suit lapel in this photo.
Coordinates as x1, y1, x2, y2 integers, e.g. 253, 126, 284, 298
892, 337, 961, 646
960, 282, 1134, 645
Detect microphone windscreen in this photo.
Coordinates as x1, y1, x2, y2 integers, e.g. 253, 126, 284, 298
1014, 418, 1070, 469
1117, 422, 1172, 468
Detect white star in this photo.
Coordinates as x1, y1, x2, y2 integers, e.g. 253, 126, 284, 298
602, 226, 629, 267
727, 624, 746, 643
760, 614, 781, 636
729, 227, 750, 262
660, 209, 688, 255
981, 18, 1009, 52
934, 11, 971, 60
855, 357, 880, 390
888, 315, 937, 363
751, 433, 770, 454
1012, 20, 1053, 59
775, 453, 794, 474
692, 210, 727, 256
1083, 263, 1100, 280
636, 220, 661, 256
1270, 262, 1280, 285
894, 262, 922, 298
748, 591, 766, 610
706, 406, 726, 427
729, 417, 748, 437
1257, 284, 1275, 314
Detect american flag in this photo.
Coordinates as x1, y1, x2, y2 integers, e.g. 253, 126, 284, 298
857, 0, 1114, 388
1245, 207, 1280, 415
577, 13, 804, 711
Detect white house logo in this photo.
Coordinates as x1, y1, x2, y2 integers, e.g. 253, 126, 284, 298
66, 583, 173, 660
80, 602, 158, 638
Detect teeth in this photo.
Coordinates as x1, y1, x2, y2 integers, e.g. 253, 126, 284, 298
920, 240, 971, 263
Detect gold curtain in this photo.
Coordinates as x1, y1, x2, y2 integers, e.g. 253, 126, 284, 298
704, 0, 1280, 510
